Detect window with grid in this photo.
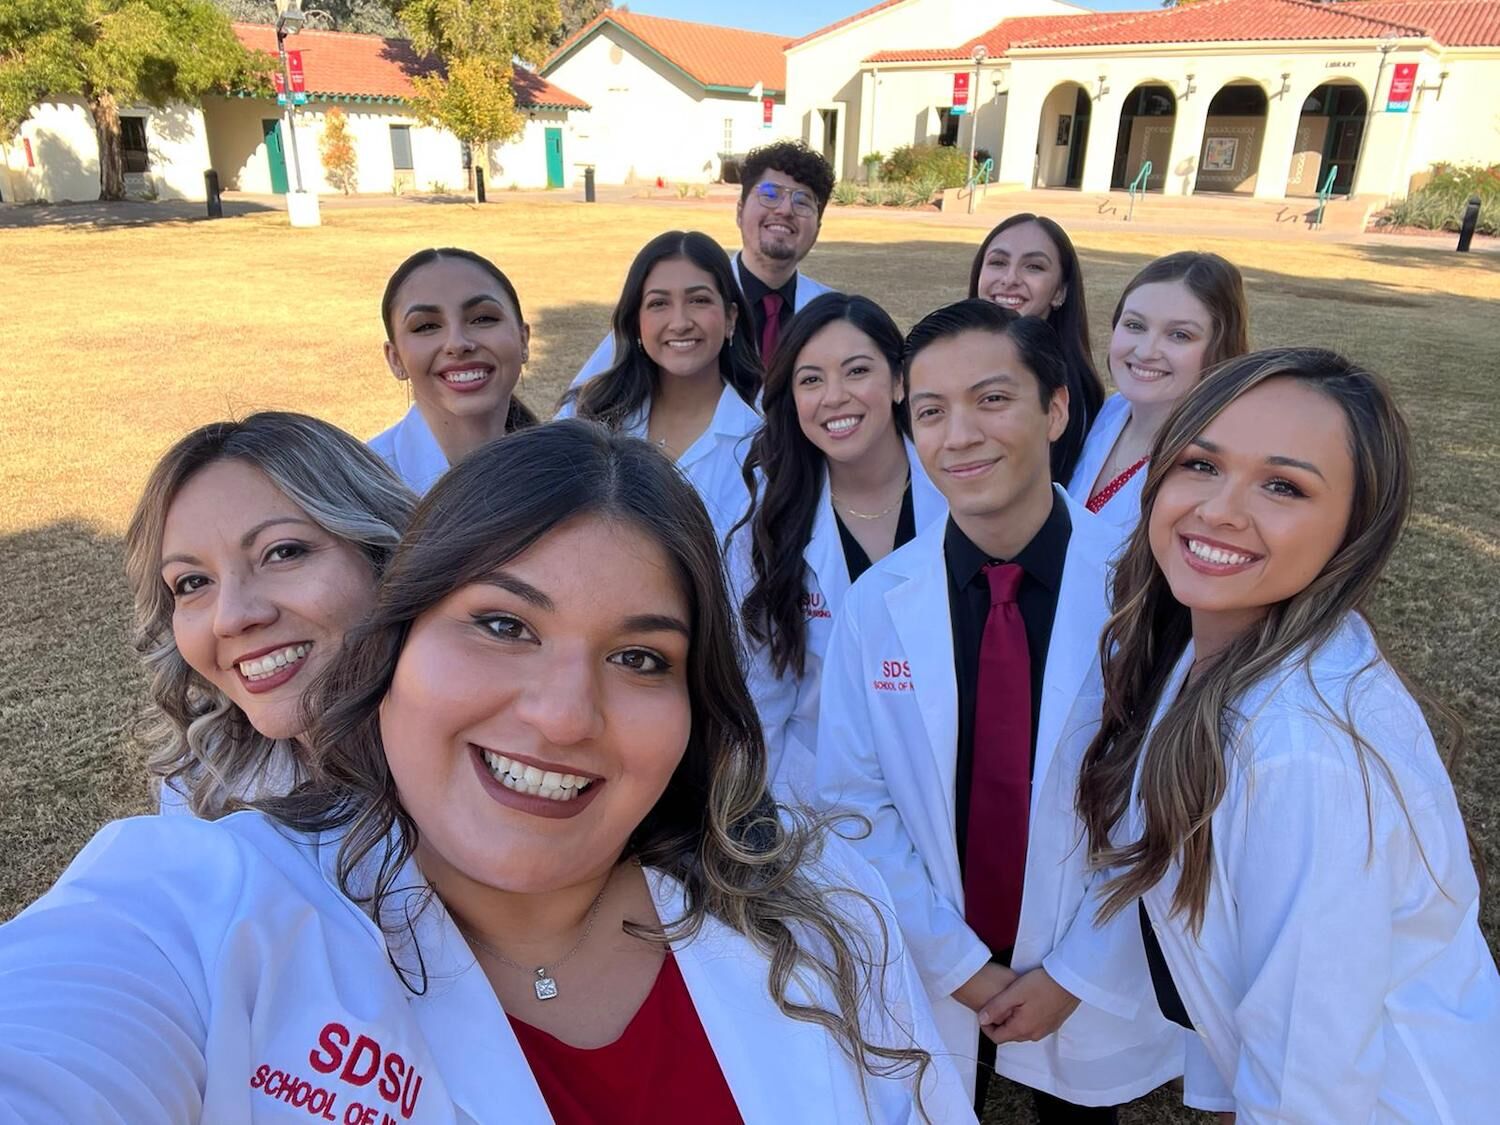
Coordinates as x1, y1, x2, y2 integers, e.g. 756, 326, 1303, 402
121, 117, 150, 173
389, 125, 414, 170
723, 118, 734, 155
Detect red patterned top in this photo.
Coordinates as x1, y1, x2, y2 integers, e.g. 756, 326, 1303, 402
1087, 456, 1150, 514
508, 952, 743, 1124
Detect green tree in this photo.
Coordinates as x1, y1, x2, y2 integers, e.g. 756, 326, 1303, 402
318, 103, 358, 192
550, 0, 608, 49
212, 0, 401, 37
395, 0, 559, 199
0, 0, 270, 199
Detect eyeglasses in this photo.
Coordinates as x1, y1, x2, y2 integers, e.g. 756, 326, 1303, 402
752, 181, 817, 217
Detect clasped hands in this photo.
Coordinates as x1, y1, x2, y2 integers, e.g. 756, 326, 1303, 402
954, 961, 1081, 1044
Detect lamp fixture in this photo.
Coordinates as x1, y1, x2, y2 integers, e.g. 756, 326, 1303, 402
1181, 72, 1197, 100
1095, 74, 1110, 101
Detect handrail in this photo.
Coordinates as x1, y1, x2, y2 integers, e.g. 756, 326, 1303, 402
1313, 165, 1339, 228
1125, 160, 1152, 222
964, 158, 994, 214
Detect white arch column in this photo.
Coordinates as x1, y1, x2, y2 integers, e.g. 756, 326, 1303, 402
1080, 83, 1126, 193
1165, 85, 1210, 196
995, 80, 1046, 188
1254, 83, 1304, 199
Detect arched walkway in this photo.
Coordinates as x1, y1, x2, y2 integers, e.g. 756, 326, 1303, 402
1034, 82, 1092, 189
1195, 82, 1268, 195
1288, 82, 1368, 196
1111, 83, 1175, 191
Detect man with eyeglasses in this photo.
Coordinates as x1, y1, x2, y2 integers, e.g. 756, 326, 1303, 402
566, 141, 836, 389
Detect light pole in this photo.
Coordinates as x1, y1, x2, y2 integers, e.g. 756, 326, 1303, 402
274, 0, 321, 226
966, 44, 988, 214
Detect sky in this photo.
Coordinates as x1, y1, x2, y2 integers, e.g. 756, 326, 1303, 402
623, 0, 1152, 38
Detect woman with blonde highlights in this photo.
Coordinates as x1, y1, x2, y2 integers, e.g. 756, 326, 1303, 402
1070, 348, 1500, 1119
124, 411, 415, 818
3, 422, 970, 1124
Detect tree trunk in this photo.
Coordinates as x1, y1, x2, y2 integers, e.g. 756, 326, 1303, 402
87, 88, 126, 201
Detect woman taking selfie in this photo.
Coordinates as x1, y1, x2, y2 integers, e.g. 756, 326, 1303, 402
125, 411, 414, 817
1068, 348, 1500, 1119
730, 293, 945, 799
1, 422, 971, 1124
371, 247, 539, 493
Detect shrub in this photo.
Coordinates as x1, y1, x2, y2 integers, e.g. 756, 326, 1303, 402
831, 180, 861, 206
676, 182, 690, 199
319, 107, 359, 195
1379, 163, 1499, 236
880, 144, 972, 189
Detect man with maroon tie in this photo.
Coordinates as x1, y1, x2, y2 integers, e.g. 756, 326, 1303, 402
814, 301, 1180, 1118
566, 142, 834, 391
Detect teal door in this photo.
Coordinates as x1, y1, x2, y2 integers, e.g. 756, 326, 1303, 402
545, 127, 564, 188
262, 119, 289, 194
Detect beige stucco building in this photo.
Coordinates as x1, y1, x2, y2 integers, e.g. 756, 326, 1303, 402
791, 0, 1500, 201
0, 24, 588, 203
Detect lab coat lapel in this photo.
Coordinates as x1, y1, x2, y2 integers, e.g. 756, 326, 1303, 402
395, 404, 450, 494
906, 438, 946, 528
887, 521, 961, 843
804, 478, 849, 616
1031, 488, 1113, 822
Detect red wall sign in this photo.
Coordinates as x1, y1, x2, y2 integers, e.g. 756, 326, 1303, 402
951, 72, 970, 115
762, 96, 774, 127
1387, 62, 1418, 112
287, 50, 306, 93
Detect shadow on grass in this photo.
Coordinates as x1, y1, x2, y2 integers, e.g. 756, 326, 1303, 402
0, 521, 153, 923
527, 301, 618, 415
0, 198, 278, 230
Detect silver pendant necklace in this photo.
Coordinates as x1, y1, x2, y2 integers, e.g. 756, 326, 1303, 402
461, 880, 610, 1001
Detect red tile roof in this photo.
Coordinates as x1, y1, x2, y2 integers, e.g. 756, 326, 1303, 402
787, 0, 912, 49
864, 14, 1106, 63
543, 10, 787, 93
231, 23, 589, 109
861, 0, 1500, 58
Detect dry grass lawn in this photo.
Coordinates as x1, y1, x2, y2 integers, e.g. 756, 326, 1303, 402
1, 198, 1497, 1123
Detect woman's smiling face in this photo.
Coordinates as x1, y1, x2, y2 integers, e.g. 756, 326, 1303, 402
380, 515, 694, 893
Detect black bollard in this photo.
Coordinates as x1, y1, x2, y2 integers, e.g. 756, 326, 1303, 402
204, 169, 223, 219
1456, 193, 1481, 253
584, 165, 596, 203
475, 166, 486, 203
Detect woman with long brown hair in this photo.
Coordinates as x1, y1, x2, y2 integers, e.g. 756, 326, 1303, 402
1070, 348, 1499, 1119
1, 421, 972, 1124
728, 293, 945, 799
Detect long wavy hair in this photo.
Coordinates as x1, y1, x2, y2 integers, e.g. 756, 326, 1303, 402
381, 246, 539, 431
262, 420, 934, 1111
563, 231, 762, 425
1076, 348, 1461, 933
123, 412, 415, 818
1110, 251, 1249, 373
968, 213, 1103, 483
733, 293, 908, 677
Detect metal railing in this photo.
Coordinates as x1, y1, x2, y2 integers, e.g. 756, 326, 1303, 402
1126, 160, 1152, 222
1313, 165, 1338, 229
963, 157, 995, 213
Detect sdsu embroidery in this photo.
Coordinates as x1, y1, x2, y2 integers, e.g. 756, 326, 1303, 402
249, 1021, 425, 1123
800, 592, 832, 620
871, 659, 914, 693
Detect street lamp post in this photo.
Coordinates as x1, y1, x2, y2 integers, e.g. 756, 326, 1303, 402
966, 44, 988, 214
273, 0, 320, 226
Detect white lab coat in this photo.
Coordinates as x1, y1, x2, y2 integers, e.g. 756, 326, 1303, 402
368, 403, 449, 495
815, 486, 1182, 1102
0, 811, 975, 1124
727, 440, 946, 803
566, 255, 834, 390
1059, 613, 1500, 1121
1065, 394, 1141, 544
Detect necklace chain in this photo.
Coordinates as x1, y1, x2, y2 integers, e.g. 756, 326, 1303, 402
832, 473, 910, 521
460, 878, 610, 1001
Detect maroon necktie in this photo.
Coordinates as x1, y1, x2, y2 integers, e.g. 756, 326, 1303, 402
760, 292, 784, 363
963, 562, 1032, 954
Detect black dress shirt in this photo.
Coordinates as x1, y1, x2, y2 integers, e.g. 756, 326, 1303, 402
738, 263, 798, 350
945, 491, 1072, 873
834, 480, 916, 584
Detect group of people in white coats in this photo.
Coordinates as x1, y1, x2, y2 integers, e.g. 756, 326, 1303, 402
1, 137, 1498, 1125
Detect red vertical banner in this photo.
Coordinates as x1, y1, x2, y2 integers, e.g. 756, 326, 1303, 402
952, 72, 970, 115
1387, 62, 1417, 112
287, 50, 306, 93
762, 97, 774, 128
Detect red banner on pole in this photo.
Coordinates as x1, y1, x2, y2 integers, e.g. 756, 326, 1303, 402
1387, 62, 1417, 112
273, 71, 286, 94
951, 72, 970, 115
762, 97, 774, 127
287, 50, 306, 93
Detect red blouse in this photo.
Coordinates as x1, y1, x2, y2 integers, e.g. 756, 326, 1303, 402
507, 952, 743, 1125
1087, 455, 1150, 514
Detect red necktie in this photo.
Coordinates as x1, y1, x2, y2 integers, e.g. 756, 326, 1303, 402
760, 292, 784, 363
963, 562, 1032, 954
